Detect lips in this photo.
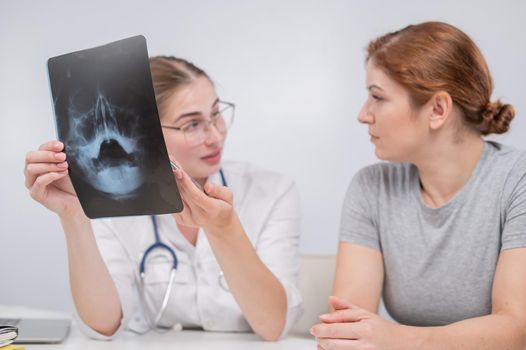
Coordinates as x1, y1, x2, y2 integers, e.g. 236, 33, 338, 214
201, 149, 222, 165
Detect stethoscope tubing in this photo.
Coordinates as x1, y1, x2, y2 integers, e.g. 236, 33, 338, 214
138, 168, 228, 330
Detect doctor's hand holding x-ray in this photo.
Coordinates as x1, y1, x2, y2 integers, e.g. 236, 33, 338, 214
25, 141, 78, 215
25, 138, 127, 338
171, 158, 235, 231
23, 56, 302, 341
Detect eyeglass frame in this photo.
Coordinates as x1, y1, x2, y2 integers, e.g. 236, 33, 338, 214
160, 100, 235, 144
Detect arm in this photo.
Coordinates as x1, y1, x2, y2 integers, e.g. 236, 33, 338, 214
312, 248, 526, 350
61, 212, 123, 336
172, 165, 290, 341
206, 216, 287, 341
332, 242, 384, 313
25, 141, 123, 336
416, 247, 526, 349
313, 164, 526, 349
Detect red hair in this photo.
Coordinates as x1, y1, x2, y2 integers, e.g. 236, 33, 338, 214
367, 22, 515, 135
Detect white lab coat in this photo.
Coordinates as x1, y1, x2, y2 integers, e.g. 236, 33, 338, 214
76, 161, 303, 339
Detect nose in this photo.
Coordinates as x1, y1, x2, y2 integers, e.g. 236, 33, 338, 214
204, 122, 224, 145
357, 101, 374, 124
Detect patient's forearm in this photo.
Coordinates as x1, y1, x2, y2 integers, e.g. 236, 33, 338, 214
415, 313, 526, 350
60, 210, 122, 336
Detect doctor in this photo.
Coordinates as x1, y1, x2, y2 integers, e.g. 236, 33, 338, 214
24, 56, 302, 341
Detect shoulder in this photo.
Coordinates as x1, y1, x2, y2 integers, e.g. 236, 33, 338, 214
484, 142, 526, 187
491, 143, 526, 200
485, 141, 526, 165
350, 161, 414, 192
342, 162, 415, 213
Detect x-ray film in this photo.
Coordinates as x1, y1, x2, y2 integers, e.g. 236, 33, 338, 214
47, 35, 183, 218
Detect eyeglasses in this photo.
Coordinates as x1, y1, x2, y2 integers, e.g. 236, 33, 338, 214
161, 100, 235, 146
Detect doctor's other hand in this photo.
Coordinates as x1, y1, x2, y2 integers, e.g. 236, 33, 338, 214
310, 296, 423, 350
24, 140, 80, 217
170, 159, 236, 233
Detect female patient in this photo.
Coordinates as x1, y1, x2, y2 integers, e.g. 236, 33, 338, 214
312, 22, 526, 349
24, 56, 302, 341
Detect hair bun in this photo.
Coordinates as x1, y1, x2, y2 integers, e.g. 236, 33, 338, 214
480, 100, 515, 135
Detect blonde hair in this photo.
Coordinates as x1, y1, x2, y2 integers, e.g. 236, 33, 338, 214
149, 56, 211, 116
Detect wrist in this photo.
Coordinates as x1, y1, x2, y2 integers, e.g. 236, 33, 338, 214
57, 201, 84, 220
203, 212, 240, 239
59, 206, 90, 238
400, 324, 431, 350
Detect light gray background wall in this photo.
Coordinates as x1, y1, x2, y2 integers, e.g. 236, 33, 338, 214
1, 0, 525, 312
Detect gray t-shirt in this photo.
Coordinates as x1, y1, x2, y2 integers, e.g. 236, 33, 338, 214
340, 141, 526, 326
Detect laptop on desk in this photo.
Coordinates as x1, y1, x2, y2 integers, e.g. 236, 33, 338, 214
0, 318, 70, 344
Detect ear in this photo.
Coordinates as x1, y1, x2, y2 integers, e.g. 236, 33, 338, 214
428, 91, 453, 130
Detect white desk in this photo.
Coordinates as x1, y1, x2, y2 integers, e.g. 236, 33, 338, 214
38, 327, 315, 350
1, 305, 316, 350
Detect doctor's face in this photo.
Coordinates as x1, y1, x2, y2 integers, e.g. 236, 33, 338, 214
358, 61, 428, 162
160, 76, 225, 179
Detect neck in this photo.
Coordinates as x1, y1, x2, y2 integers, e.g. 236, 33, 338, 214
414, 134, 484, 208
195, 177, 207, 187
173, 221, 199, 246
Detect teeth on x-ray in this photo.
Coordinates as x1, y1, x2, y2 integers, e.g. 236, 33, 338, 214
67, 93, 145, 198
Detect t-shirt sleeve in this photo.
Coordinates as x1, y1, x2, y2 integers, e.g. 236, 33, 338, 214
501, 154, 526, 251
339, 166, 380, 251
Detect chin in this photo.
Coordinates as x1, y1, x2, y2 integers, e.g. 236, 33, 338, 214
206, 162, 222, 174
193, 162, 221, 179
374, 148, 387, 160
375, 148, 398, 162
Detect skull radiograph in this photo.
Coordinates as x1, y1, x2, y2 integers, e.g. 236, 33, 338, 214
47, 35, 183, 218
66, 93, 144, 198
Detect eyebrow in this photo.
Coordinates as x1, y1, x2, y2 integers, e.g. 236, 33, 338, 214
174, 98, 220, 123
367, 84, 384, 91
367, 84, 384, 92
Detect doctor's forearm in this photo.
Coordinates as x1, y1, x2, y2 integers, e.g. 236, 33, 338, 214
205, 216, 287, 341
60, 210, 122, 336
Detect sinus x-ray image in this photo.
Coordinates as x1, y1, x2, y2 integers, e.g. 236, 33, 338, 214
47, 35, 183, 218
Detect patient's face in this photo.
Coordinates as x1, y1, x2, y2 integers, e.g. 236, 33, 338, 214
358, 61, 429, 162
160, 76, 225, 180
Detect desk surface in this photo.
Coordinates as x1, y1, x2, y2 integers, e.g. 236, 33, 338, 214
1, 305, 316, 350
38, 327, 315, 350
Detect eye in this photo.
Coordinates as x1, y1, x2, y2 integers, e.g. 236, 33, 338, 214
182, 119, 202, 132
372, 94, 383, 102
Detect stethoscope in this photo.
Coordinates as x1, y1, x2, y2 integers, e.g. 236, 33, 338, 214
137, 169, 228, 332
